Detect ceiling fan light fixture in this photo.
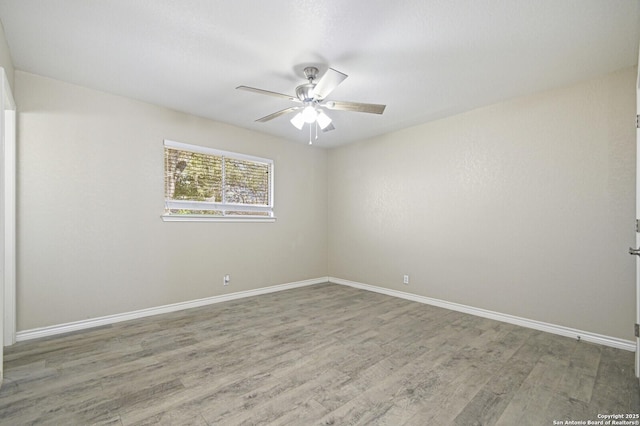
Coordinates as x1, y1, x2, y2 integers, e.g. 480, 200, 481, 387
238, 66, 386, 142
316, 110, 332, 130
290, 112, 304, 129
302, 105, 318, 123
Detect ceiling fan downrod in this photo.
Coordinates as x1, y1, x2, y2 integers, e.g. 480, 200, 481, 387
303, 66, 319, 82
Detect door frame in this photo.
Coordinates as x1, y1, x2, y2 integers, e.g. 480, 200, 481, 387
2, 68, 16, 350
635, 47, 640, 378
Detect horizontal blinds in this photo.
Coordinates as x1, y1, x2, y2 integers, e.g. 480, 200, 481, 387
163, 140, 273, 216
224, 157, 270, 206
165, 148, 223, 202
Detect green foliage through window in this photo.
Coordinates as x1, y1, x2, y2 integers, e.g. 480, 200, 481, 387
164, 140, 273, 217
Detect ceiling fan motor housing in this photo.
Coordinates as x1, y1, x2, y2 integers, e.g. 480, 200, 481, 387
295, 84, 316, 102
295, 67, 320, 102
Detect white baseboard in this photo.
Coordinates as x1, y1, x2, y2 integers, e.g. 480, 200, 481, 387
16, 276, 637, 353
15, 277, 329, 342
329, 277, 636, 352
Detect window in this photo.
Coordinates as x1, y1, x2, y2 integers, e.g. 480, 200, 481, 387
162, 140, 274, 222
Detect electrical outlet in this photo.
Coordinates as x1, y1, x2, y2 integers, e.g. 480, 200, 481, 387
403, 274, 409, 285
223, 274, 230, 286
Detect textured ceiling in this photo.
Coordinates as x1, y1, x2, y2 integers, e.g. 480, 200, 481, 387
0, 0, 638, 147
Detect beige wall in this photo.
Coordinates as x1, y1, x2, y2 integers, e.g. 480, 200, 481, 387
0, 20, 13, 90
15, 71, 328, 330
328, 67, 636, 340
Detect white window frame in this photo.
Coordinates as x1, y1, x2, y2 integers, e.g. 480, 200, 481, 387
162, 140, 275, 222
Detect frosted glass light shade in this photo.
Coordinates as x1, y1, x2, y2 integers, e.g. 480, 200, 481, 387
290, 112, 304, 129
302, 105, 318, 123
316, 111, 332, 129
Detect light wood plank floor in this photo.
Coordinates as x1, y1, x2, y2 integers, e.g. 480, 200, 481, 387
0, 283, 638, 425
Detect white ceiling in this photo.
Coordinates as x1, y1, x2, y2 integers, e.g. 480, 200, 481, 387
0, 1, 638, 147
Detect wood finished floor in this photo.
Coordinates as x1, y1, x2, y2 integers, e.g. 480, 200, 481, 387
0, 283, 638, 425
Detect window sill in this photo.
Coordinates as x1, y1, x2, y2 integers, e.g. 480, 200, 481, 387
161, 214, 276, 223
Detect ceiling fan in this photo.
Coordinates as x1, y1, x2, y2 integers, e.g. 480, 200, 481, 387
237, 66, 386, 144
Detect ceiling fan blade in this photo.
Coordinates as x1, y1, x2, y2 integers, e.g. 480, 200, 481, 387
236, 86, 300, 102
324, 100, 386, 114
321, 122, 335, 133
255, 106, 301, 122
313, 68, 348, 100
